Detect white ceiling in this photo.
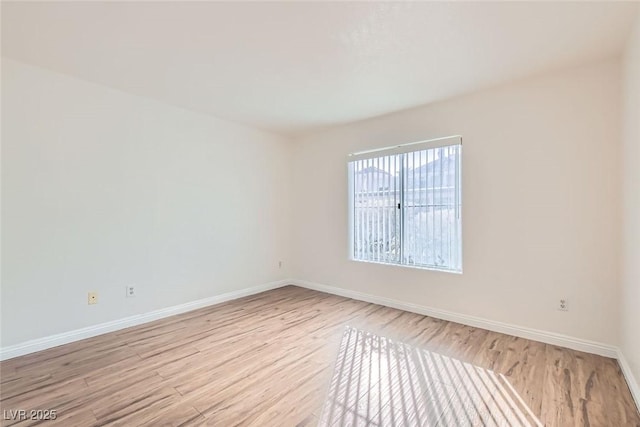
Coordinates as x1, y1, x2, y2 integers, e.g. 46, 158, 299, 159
2, 1, 638, 135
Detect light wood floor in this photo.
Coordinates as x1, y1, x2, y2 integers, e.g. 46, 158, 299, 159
0, 286, 638, 426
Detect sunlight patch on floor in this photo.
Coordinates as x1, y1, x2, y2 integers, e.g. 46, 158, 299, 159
319, 327, 542, 426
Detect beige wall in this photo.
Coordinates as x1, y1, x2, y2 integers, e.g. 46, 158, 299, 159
1, 59, 292, 346
291, 59, 621, 345
621, 11, 640, 386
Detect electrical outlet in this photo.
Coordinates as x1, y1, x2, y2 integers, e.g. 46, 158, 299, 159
88, 292, 98, 305
278, 261, 283, 269
558, 298, 569, 312
126, 285, 136, 298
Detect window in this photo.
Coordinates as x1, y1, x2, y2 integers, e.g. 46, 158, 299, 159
348, 136, 462, 273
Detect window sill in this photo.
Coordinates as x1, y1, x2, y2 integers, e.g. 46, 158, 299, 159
349, 258, 462, 275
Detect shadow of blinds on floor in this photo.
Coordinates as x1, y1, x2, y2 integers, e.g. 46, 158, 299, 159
319, 326, 542, 427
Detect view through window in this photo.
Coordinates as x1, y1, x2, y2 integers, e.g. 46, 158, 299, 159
348, 138, 462, 272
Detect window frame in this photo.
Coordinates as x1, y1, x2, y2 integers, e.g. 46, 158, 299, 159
347, 135, 463, 274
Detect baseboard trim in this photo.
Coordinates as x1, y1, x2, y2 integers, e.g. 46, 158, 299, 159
617, 349, 640, 411
0, 279, 289, 361
292, 279, 618, 358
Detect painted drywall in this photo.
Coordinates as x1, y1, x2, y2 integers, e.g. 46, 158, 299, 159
291, 59, 621, 345
621, 11, 640, 387
0, 59, 292, 347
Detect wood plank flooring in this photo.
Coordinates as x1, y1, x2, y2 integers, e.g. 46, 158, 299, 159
0, 285, 638, 426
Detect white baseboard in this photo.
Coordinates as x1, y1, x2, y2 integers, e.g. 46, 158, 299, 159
0, 279, 289, 361
292, 279, 619, 358
617, 349, 640, 411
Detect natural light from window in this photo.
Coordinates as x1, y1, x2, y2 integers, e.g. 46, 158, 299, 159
348, 136, 462, 273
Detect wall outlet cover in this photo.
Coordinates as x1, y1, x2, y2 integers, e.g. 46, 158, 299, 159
558, 298, 569, 311
88, 292, 98, 305
126, 285, 136, 298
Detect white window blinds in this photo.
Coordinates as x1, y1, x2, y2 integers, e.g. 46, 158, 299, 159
348, 136, 462, 272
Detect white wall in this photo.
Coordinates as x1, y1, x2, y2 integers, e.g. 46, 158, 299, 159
0, 59, 292, 347
621, 11, 640, 385
291, 60, 621, 345
0, 52, 630, 359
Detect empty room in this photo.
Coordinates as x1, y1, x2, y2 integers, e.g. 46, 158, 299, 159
1, 1, 640, 426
